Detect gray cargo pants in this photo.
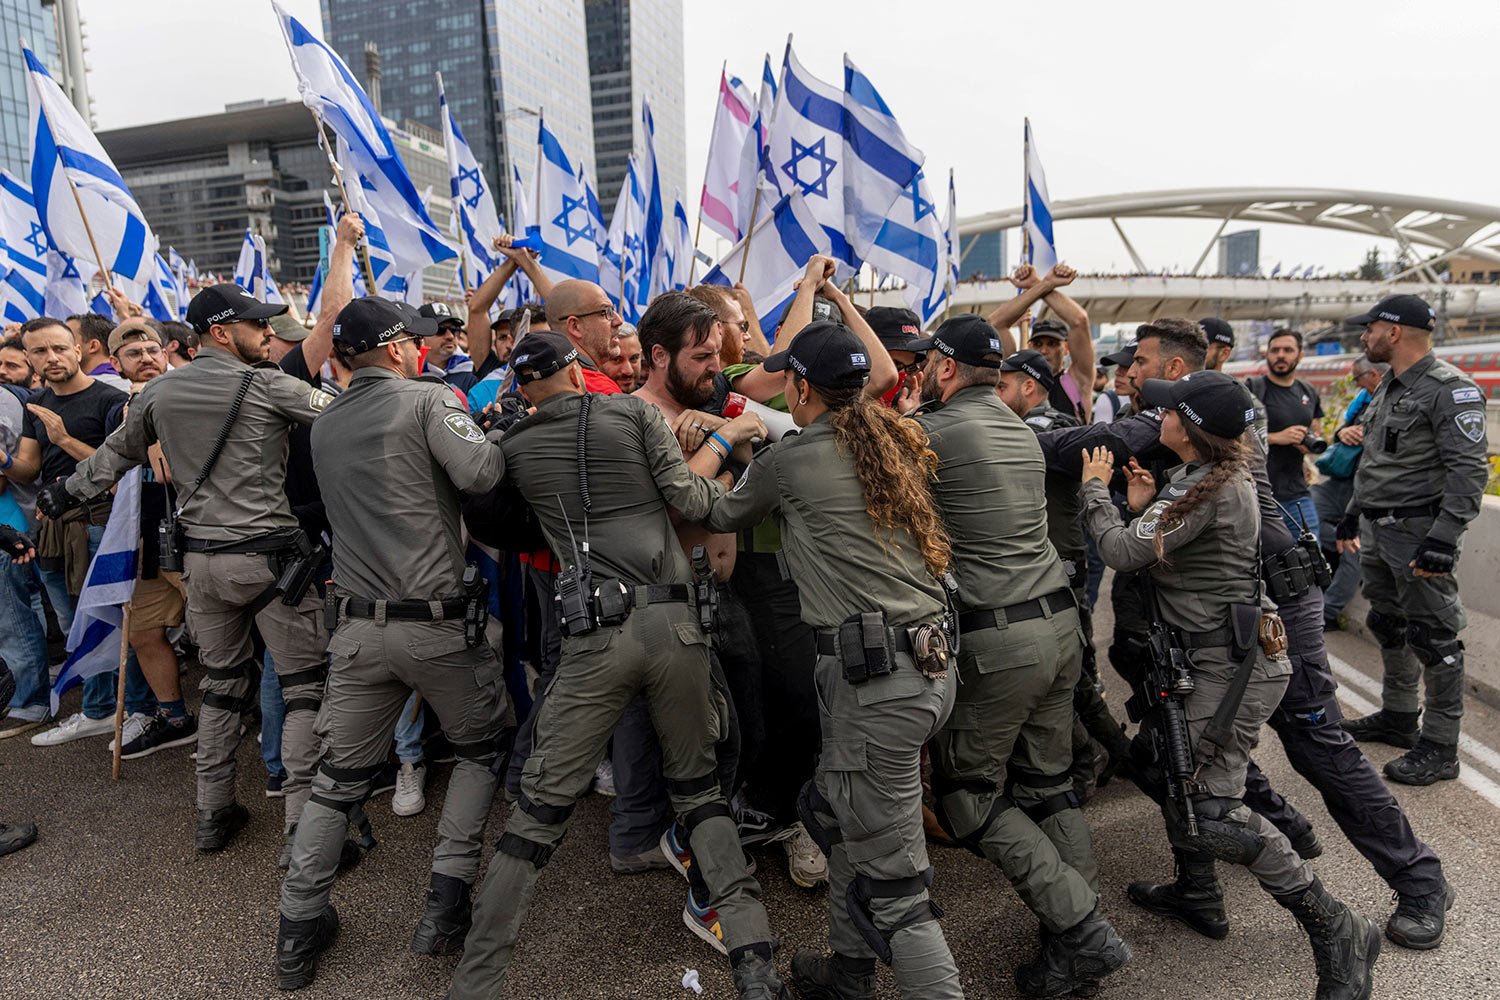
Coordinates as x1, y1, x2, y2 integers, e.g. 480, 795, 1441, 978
279, 616, 513, 921
1360, 513, 1467, 743
448, 602, 773, 1000
181, 551, 325, 828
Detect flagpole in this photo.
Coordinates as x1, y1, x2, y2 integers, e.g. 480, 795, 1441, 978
1018, 117, 1034, 341
61, 173, 114, 291
110, 539, 141, 781
736, 187, 762, 285
311, 111, 379, 292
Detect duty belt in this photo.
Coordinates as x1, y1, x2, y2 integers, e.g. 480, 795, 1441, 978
1177, 625, 1233, 650
1362, 502, 1440, 521
182, 531, 301, 555
341, 597, 470, 622
815, 627, 915, 656
957, 588, 1075, 636
624, 584, 694, 608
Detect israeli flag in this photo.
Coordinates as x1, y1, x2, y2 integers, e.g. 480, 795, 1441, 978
603, 155, 646, 322
336, 139, 408, 301
701, 190, 831, 332
658, 195, 693, 295
24, 48, 158, 287
274, 5, 456, 270
167, 246, 189, 318
142, 253, 178, 322
0, 171, 48, 322
1023, 118, 1056, 274
531, 116, 599, 284
305, 259, 325, 317
945, 170, 959, 294
734, 56, 778, 241
439, 74, 505, 289
764, 42, 924, 275
45, 249, 91, 320
844, 57, 944, 323
636, 99, 666, 316
233, 230, 263, 296
507, 164, 534, 310
51, 469, 141, 714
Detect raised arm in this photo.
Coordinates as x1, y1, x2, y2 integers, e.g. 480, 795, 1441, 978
1042, 264, 1095, 412
305, 212, 363, 374
733, 254, 837, 402
985, 263, 1053, 352
466, 240, 526, 370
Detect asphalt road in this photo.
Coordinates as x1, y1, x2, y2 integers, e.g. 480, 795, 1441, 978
4, 613, 1500, 999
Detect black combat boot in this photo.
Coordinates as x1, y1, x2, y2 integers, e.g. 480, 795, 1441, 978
1341, 710, 1419, 749
1094, 721, 1134, 788
411, 872, 472, 955
1290, 827, 1325, 861
1126, 851, 1228, 939
789, 949, 875, 1000
0, 821, 38, 857
1274, 878, 1380, 1000
1385, 878, 1456, 950
731, 944, 791, 999
194, 802, 249, 852
1384, 739, 1459, 786
276, 905, 340, 991
1014, 906, 1131, 997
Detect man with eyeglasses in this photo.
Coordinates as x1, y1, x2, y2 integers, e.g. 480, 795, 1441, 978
38, 283, 335, 855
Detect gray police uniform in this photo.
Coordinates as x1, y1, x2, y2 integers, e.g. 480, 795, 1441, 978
65, 346, 331, 829
1351, 353, 1489, 745
280, 368, 514, 924
704, 413, 962, 1000
451, 391, 778, 1000
919, 386, 1099, 932
1083, 463, 1312, 894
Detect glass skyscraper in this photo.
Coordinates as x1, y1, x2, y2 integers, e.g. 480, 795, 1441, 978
0, 1, 60, 178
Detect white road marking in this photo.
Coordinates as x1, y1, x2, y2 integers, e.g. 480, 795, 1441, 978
1326, 652, 1500, 810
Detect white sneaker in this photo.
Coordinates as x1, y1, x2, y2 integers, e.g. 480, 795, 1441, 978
593, 759, 617, 797
30, 711, 114, 747
779, 822, 828, 889
106, 712, 153, 754
391, 762, 427, 817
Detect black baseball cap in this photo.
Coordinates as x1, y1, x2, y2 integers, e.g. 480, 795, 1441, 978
1137, 370, 1256, 439
1028, 318, 1068, 342
910, 315, 1005, 369
763, 320, 871, 389
1000, 349, 1056, 390
419, 301, 464, 330
332, 296, 436, 354
510, 332, 579, 384
1100, 342, 1136, 367
1199, 317, 1234, 348
865, 306, 923, 352
1345, 293, 1435, 331
186, 282, 288, 334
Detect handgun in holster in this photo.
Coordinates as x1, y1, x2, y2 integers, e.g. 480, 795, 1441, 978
276, 530, 327, 607
462, 565, 490, 648
691, 544, 719, 635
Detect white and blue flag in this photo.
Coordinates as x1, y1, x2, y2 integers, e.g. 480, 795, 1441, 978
141, 253, 178, 322
439, 74, 505, 290
658, 195, 693, 295
507, 164, 534, 310
24, 48, 158, 287
635, 100, 666, 317
45, 249, 91, 320
0, 171, 48, 322
603, 155, 646, 322
531, 116, 599, 285
167, 246, 189, 318
1023, 118, 1056, 274
734, 56, 779, 238
701, 190, 830, 333
51, 468, 141, 714
336, 138, 408, 301
945, 170, 959, 294
275, 4, 456, 272
233, 229, 265, 297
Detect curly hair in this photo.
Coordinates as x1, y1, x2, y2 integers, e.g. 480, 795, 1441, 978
1152, 421, 1251, 562
802, 378, 951, 577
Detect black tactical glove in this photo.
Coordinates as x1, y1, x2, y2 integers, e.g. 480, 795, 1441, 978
1335, 512, 1361, 542
0, 524, 35, 561
1412, 537, 1457, 575
35, 478, 83, 520
476, 394, 529, 435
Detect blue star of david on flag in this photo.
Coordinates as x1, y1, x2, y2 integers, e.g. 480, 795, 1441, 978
25, 222, 49, 258
552, 194, 593, 247
905, 170, 935, 223
61, 256, 80, 280
781, 137, 837, 200
457, 164, 484, 209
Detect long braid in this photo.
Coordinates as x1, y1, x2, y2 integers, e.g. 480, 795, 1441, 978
1152, 428, 1250, 563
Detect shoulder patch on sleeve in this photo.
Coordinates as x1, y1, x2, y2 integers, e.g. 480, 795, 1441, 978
308, 388, 334, 411
1456, 410, 1486, 444
443, 412, 487, 443
1134, 499, 1182, 540
1452, 386, 1482, 405
1025, 414, 1054, 430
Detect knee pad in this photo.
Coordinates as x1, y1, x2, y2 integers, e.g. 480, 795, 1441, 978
517, 790, 573, 826
497, 831, 556, 869
1405, 621, 1463, 667
681, 800, 733, 835
1365, 608, 1408, 650
199, 656, 259, 714
846, 868, 941, 966
1020, 789, 1082, 825
1181, 798, 1265, 866
278, 664, 327, 716
452, 726, 517, 778
796, 780, 842, 856
930, 775, 1009, 858
308, 759, 388, 814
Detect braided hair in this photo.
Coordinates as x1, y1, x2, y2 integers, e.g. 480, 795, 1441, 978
1152, 422, 1251, 563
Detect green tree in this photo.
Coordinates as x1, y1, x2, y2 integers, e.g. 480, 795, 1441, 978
1357, 246, 1384, 280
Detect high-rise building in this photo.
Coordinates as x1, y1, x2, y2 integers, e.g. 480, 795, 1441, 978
957, 230, 1007, 283
319, 0, 597, 230
0, 0, 61, 177
1218, 229, 1260, 277
584, 0, 686, 209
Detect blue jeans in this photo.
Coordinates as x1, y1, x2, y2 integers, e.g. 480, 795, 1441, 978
395, 690, 424, 764
261, 650, 286, 779
35, 524, 155, 721
1, 557, 50, 719
1312, 476, 1362, 620
1278, 495, 1320, 543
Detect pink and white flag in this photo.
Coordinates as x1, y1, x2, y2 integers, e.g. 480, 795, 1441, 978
699, 68, 754, 242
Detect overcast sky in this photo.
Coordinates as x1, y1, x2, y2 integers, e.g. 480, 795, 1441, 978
79, 0, 1500, 274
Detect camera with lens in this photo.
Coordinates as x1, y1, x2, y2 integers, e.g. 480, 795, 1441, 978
1302, 432, 1329, 454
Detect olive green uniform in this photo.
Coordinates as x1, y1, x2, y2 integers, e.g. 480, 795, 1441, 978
280, 369, 514, 921
918, 387, 1098, 934
704, 413, 962, 1000
1083, 464, 1312, 894
1349, 353, 1488, 744
450, 392, 777, 1000
65, 347, 331, 828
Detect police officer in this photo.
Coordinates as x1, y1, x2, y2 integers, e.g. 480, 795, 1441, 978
1337, 294, 1489, 786
1200, 316, 1235, 371
449, 332, 786, 1000
273, 298, 516, 990
39, 284, 331, 852
701, 321, 963, 1000
1083, 371, 1380, 1000
912, 319, 1130, 998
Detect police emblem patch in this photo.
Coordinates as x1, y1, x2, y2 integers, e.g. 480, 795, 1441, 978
1134, 499, 1183, 540
444, 412, 486, 443
1456, 410, 1485, 444
309, 389, 335, 411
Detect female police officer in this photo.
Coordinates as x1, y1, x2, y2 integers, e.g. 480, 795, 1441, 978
1080, 370, 1380, 1000
699, 320, 963, 1000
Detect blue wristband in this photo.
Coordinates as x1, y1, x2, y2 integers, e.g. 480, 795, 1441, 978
709, 432, 732, 455
0, 449, 11, 470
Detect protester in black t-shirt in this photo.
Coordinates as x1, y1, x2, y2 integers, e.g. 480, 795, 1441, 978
1249, 328, 1323, 537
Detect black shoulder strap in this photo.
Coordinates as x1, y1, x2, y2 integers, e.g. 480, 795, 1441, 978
174, 368, 257, 515
1245, 374, 1268, 402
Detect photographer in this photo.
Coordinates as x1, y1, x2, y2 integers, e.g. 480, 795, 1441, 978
1246, 329, 1323, 537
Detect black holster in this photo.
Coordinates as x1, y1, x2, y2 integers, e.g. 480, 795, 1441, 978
462, 565, 490, 648
837, 612, 895, 685
275, 530, 327, 607
1260, 544, 1317, 604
